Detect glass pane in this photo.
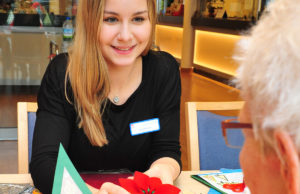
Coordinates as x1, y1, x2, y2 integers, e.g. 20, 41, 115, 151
226, 128, 245, 147
157, 0, 184, 16
0, 0, 78, 86
0, 0, 77, 135
0, 0, 78, 27
194, 0, 267, 21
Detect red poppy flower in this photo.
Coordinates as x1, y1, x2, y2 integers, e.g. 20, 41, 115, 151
119, 171, 181, 194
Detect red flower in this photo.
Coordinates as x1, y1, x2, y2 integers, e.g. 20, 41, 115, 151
119, 171, 180, 194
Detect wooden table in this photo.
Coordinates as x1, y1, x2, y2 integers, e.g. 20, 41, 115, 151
174, 171, 214, 194
0, 171, 214, 193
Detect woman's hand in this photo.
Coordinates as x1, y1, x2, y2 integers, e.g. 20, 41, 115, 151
143, 164, 173, 184
144, 157, 180, 185
87, 183, 129, 194
97, 182, 129, 194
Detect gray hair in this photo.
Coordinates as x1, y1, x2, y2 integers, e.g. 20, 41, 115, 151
235, 0, 300, 153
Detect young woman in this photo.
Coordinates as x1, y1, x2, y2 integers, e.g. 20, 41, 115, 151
30, 0, 181, 193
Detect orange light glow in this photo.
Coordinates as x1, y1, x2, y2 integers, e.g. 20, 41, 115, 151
155, 25, 183, 59
194, 30, 242, 76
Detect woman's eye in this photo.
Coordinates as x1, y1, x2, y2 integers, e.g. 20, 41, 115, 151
104, 17, 118, 23
133, 17, 145, 23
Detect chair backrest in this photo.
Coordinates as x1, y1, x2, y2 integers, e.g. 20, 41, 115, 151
185, 101, 244, 171
17, 102, 37, 174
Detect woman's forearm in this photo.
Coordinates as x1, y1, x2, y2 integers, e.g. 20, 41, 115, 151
145, 157, 180, 184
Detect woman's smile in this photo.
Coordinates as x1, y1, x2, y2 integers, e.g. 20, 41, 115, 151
112, 45, 136, 55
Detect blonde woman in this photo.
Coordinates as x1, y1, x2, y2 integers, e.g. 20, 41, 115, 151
30, 0, 181, 193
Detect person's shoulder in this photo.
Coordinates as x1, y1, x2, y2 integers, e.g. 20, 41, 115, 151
147, 50, 179, 66
48, 53, 68, 71
45, 53, 68, 79
52, 52, 68, 62
146, 50, 179, 73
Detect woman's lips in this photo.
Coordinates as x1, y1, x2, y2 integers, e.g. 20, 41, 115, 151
112, 45, 136, 55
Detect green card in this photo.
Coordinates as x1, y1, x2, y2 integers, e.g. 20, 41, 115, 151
52, 143, 92, 194
191, 175, 226, 194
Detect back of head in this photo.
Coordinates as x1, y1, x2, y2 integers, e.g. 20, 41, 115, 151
235, 0, 300, 151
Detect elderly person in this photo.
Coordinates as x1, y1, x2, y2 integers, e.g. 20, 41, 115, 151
235, 0, 300, 193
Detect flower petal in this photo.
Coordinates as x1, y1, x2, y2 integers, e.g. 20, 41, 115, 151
133, 171, 149, 190
148, 177, 162, 191
155, 184, 181, 194
119, 178, 141, 193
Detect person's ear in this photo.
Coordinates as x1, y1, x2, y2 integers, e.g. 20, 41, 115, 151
274, 130, 300, 194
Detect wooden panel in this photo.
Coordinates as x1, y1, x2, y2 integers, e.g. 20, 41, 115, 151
17, 102, 29, 174
17, 102, 37, 174
195, 101, 244, 110
0, 174, 33, 184
185, 102, 200, 170
185, 101, 244, 170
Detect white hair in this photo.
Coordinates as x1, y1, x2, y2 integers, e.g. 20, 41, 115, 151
235, 0, 300, 152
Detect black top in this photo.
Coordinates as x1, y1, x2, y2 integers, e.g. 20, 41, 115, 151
29, 50, 182, 194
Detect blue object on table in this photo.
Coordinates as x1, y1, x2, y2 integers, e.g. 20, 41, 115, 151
220, 168, 242, 173
208, 188, 221, 194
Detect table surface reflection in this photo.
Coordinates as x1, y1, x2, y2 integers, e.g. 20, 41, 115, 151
0, 171, 215, 194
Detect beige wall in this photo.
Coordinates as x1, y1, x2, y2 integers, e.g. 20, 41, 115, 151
181, 0, 197, 68
0, 32, 62, 85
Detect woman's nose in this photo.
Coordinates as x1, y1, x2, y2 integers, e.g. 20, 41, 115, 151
118, 23, 132, 42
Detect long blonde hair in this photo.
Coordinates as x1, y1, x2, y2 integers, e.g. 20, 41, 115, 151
66, 0, 156, 147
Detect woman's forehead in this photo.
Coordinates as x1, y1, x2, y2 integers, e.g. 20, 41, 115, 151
104, 0, 149, 10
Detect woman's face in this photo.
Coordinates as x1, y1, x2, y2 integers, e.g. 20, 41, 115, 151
99, 0, 151, 68
239, 102, 286, 194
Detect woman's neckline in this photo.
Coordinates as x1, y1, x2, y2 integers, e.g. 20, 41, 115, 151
108, 54, 148, 110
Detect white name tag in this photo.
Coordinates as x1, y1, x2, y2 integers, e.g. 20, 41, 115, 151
130, 118, 160, 136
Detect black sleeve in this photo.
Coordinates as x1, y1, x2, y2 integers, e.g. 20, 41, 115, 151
29, 54, 73, 194
148, 51, 182, 169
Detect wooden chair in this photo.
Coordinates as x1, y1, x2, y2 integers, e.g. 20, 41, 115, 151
17, 102, 38, 173
185, 101, 244, 171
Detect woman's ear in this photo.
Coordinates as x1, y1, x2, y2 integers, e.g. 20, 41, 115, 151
274, 130, 300, 194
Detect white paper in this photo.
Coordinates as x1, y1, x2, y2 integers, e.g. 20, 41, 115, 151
61, 167, 83, 194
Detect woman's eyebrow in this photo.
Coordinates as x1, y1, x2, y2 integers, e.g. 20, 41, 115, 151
133, 10, 148, 16
104, 11, 118, 15
103, 10, 148, 16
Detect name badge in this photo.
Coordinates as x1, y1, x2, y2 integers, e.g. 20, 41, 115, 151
130, 118, 160, 136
